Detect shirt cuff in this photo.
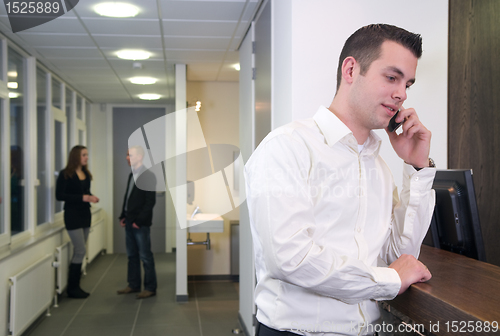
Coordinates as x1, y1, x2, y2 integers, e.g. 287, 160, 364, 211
371, 266, 401, 300
403, 163, 437, 192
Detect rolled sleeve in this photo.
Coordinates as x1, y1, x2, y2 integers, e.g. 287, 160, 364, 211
387, 163, 436, 261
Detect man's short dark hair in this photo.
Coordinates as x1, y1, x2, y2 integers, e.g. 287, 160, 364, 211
336, 24, 422, 91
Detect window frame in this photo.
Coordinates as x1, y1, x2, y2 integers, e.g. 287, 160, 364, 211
53, 85, 67, 220
0, 38, 10, 247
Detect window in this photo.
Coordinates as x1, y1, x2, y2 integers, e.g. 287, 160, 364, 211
52, 78, 67, 215
52, 78, 61, 109
78, 129, 84, 145
0, 41, 5, 240
85, 99, 91, 129
76, 96, 86, 146
0, 97, 5, 238
36, 68, 48, 225
54, 119, 65, 213
64, 87, 76, 148
9, 47, 25, 235
76, 95, 83, 120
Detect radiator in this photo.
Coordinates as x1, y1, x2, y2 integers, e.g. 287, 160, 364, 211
87, 218, 105, 264
9, 254, 55, 336
55, 241, 70, 295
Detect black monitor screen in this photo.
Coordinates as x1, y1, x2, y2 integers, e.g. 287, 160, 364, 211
423, 169, 486, 261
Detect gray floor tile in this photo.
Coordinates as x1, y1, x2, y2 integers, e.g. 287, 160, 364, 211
24, 252, 244, 336
70, 311, 139, 328
63, 325, 133, 336
132, 324, 201, 336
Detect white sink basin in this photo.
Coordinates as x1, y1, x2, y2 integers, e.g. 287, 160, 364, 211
187, 213, 224, 233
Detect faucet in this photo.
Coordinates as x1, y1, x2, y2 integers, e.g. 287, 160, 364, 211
191, 206, 200, 219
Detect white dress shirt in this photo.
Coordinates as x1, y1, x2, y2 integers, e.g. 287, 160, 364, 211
245, 106, 436, 336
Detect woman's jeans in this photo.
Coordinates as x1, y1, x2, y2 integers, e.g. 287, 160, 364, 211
125, 220, 157, 292
67, 227, 90, 264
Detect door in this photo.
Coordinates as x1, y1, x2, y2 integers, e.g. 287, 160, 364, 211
113, 107, 167, 253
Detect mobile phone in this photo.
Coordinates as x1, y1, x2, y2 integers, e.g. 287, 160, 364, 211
388, 109, 403, 132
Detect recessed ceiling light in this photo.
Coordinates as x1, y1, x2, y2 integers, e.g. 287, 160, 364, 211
7, 71, 17, 77
233, 63, 240, 71
139, 94, 161, 100
8, 82, 18, 89
117, 50, 151, 60
130, 77, 157, 85
9, 92, 20, 98
94, 2, 139, 18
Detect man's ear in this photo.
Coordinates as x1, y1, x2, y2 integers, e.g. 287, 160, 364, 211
341, 56, 357, 85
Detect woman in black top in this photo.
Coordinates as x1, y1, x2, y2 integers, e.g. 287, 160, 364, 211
56, 145, 99, 298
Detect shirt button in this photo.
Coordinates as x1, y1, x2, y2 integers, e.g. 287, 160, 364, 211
414, 176, 419, 181
357, 227, 361, 233
408, 212, 415, 218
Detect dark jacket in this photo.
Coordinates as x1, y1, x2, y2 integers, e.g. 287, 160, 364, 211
119, 166, 156, 227
56, 169, 92, 230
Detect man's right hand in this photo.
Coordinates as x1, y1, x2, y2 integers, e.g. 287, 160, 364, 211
389, 254, 431, 295
120, 218, 126, 227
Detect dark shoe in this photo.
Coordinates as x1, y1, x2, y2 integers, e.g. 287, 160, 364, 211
136, 290, 156, 299
68, 287, 89, 299
117, 286, 140, 295
68, 263, 89, 299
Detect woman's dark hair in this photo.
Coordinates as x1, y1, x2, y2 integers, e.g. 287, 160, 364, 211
336, 24, 422, 91
63, 145, 93, 180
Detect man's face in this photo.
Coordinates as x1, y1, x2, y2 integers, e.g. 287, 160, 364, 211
126, 149, 142, 168
348, 40, 418, 131
126, 150, 131, 167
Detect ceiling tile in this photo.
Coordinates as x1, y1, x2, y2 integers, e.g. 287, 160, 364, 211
161, 1, 245, 21
15, 34, 94, 47
163, 20, 238, 37
45, 59, 109, 68
165, 50, 226, 62
107, 59, 167, 71
82, 18, 161, 35
224, 51, 239, 62
19, 17, 85, 33
93, 35, 163, 50
164, 36, 231, 50
34, 47, 102, 59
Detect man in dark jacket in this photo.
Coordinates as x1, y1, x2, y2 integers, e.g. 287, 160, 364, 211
117, 145, 157, 299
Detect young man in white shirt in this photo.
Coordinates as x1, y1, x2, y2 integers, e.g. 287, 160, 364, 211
245, 24, 436, 336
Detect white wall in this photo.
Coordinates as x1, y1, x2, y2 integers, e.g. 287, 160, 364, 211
272, 0, 448, 187
88, 104, 113, 252
238, 22, 256, 336
186, 81, 240, 275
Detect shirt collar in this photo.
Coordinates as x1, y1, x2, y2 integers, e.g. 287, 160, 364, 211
312, 105, 382, 156
132, 164, 146, 176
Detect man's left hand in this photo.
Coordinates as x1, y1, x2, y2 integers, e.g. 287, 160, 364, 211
132, 223, 140, 229
386, 107, 431, 168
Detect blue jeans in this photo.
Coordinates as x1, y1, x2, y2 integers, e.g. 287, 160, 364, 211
125, 221, 157, 292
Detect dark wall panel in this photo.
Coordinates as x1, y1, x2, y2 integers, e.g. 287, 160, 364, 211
449, 0, 500, 266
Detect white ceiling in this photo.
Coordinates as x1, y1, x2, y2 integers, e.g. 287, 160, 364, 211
0, 0, 261, 104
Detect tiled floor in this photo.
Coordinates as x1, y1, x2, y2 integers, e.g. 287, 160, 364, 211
25, 253, 243, 336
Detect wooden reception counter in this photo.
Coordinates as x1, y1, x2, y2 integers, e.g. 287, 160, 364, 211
385, 245, 500, 336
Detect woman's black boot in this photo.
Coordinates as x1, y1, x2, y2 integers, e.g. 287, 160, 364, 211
67, 263, 90, 298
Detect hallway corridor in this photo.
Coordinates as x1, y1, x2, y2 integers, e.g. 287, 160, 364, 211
24, 253, 242, 336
